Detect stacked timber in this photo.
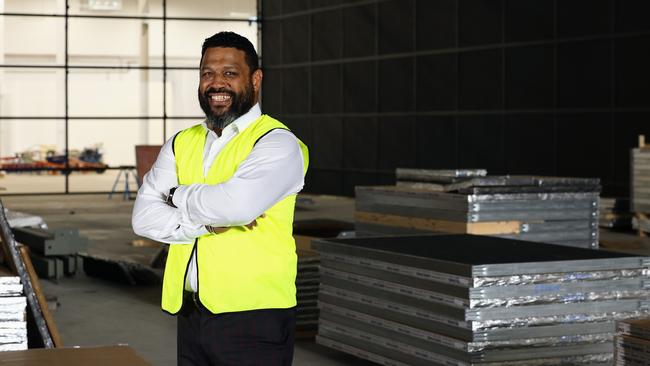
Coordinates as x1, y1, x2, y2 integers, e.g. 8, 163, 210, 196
631, 136, 650, 236
0, 268, 26, 351
615, 318, 650, 365
355, 169, 600, 248
599, 198, 632, 230
315, 234, 650, 365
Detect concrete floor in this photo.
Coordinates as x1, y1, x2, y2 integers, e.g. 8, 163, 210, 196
2, 192, 371, 365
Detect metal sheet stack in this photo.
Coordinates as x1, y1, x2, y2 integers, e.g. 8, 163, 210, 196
599, 198, 632, 229
296, 247, 320, 334
631, 146, 650, 213
355, 169, 600, 249
615, 318, 650, 365
314, 234, 650, 365
632, 143, 650, 235
0, 269, 27, 351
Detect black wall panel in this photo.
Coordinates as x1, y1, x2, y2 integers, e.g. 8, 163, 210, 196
312, 0, 342, 8
615, 0, 650, 32
416, 116, 457, 168
378, 116, 416, 170
312, 65, 342, 113
416, 53, 457, 111
615, 36, 650, 108
282, 17, 310, 63
262, 0, 281, 17
343, 62, 376, 113
283, 0, 310, 14
343, 5, 376, 58
504, 114, 555, 175
312, 10, 342, 61
457, 115, 505, 173
416, 0, 456, 50
343, 117, 378, 170
378, 0, 414, 55
505, 45, 554, 109
557, 0, 611, 37
283, 117, 312, 150
504, 0, 554, 42
458, 0, 502, 46
261, 68, 282, 115
263, 20, 282, 66
556, 113, 613, 184
262, 0, 650, 196
557, 40, 612, 108
379, 58, 414, 112
282, 67, 309, 113
459, 49, 502, 110
307, 170, 343, 196
311, 118, 343, 170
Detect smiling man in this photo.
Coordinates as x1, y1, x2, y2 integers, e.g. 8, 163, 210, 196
132, 32, 309, 366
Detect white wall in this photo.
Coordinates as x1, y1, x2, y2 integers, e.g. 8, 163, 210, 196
0, 0, 258, 166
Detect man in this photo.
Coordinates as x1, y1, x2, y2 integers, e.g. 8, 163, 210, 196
132, 31, 308, 366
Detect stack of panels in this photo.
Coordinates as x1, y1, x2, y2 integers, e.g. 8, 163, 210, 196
356, 171, 600, 249
314, 235, 650, 365
0, 273, 26, 351
615, 318, 650, 365
296, 248, 319, 333
599, 198, 632, 229
631, 148, 650, 214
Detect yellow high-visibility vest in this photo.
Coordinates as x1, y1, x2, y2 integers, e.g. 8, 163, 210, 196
161, 115, 309, 314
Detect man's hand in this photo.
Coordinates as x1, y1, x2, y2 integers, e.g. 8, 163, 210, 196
205, 214, 266, 234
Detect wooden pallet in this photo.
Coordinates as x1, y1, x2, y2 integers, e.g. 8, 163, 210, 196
635, 212, 650, 237
355, 211, 521, 235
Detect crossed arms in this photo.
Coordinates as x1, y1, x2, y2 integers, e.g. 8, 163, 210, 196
131, 129, 305, 244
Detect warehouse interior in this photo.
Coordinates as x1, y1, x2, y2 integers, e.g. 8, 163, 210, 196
1, 0, 650, 365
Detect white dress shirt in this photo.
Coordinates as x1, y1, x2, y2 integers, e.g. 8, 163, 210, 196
131, 103, 305, 291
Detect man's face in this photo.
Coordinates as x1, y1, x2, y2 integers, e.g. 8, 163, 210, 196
198, 47, 262, 131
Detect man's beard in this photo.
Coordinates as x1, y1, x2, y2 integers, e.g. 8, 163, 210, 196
198, 82, 255, 131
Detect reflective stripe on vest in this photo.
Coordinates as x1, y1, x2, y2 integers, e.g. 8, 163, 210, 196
161, 115, 309, 314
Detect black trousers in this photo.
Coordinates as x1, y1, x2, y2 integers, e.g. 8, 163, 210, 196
178, 292, 295, 366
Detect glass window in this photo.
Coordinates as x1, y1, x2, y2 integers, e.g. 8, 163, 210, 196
0, 1, 259, 193
4, 0, 64, 15
68, 0, 163, 17
0, 68, 65, 116
68, 69, 164, 117
0, 119, 66, 194
167, 0, 256, 19
166, 20, 258, 67
69, 18, 164, 67
2, 17, 65, 65
166, 69, 202, 117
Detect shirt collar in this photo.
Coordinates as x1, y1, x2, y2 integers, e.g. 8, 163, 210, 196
202, 103, 262, 137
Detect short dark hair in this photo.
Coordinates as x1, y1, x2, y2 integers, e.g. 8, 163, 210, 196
201, 31, 259, 72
